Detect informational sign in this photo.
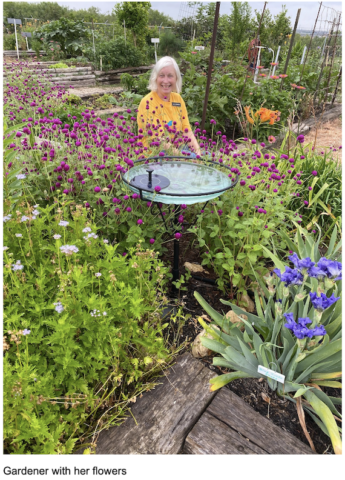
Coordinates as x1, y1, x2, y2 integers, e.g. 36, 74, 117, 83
195, 46, 205, 51
7, 18, 22, 24
21, 32, 32, 37
151, 38, 160, 43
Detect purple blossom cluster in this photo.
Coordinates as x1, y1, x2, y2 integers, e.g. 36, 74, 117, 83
283, 312, 326, 339
309, 292, 340, 311
275, 255, 342, 285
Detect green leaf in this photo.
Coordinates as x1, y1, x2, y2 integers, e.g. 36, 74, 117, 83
209, 371, 253, 391
261, 245, 285, 271
308, 182, 329, 207
294, 385, 313, 398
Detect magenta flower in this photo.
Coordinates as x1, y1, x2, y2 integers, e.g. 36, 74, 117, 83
238, 211, 244, 217
175, 233, 182, 239
312, 170, 317, 176
154, 186, 161, 192
94, 186, 101, 193
149, 239, 155, 244
137, 219, 143, 224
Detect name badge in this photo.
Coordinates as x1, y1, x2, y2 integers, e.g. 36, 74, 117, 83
172, 102, 181, 107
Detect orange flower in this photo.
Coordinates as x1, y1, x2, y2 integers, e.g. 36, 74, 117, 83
244, 106, 254, 125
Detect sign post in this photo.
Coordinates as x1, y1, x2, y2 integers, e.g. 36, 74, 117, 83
7, 18, 22, 60
22, 32, 32, 51
194, 46, 205, 51
151, 38, 159, 63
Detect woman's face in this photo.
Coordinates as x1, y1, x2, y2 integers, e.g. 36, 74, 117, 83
156, 65, 177, 99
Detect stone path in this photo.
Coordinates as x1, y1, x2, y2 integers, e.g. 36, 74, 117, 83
67, 85, 123, 99
75, 353, 313, 455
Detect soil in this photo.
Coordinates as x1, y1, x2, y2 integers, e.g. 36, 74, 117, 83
303, 116, 342, 164
161, 231, 341, 455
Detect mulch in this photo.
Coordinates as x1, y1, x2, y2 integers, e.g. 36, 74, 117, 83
160, 230, 340, 455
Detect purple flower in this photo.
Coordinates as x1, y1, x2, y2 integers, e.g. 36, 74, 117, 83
288, 253, 315, 272
310, 292, 340, 311
149, 238, 155, 245
23, 329, 31, 336
311, 325, 327, 337
317, 258, 342, 280
297, 134, 305, 143
137, 219, 143, 225
308, 265, 327, 280
175, 232, 182, 239
238, 211, 243, 217
274, 266, 303, 286
94, 186, 101, 193
240, 180, 246, 186
217, 209, 223, 215
311, 170, 317, 176
154, 186, 161, 192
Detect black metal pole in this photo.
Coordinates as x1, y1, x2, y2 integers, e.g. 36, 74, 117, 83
172, 206, 181, 291
201, 1, 220, 132
280, 8, 301, 90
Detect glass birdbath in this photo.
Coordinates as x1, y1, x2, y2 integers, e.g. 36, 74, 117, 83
122, 156, 238, 288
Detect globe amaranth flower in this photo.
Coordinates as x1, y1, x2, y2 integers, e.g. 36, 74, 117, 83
137, 219, 143, 225
274, 266, 303, 286
296, 135, 305, 143
149, 239, 155, 244
60, 245, 79, 256
310, 292, 340, 311
154, 186, 161, 192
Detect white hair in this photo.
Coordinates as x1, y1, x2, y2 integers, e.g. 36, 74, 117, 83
148, 56, 182, 94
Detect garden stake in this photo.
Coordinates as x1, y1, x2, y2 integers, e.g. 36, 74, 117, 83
201, 1, 220, 131
280, 8, 301, 91
321, 12, 342, 111
300, 2, 322, 81
313, 18, 336, 105
331, 66, 342, 104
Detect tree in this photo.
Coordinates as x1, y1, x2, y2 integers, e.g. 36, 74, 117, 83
148, 8, 174, 27
223, 2, 252, 57
269, 5, 292, 46
114, 2, 151, 48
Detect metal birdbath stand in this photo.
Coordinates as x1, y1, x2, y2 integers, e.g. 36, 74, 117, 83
122, 156, 238, 290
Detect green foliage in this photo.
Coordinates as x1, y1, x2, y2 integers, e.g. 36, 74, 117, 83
158, 31, 185, 58
33, 18, 92, 58
114, 2, 151, 48
83, 37, 143, 71
48, 63, 70, 69
3, 200, 171, 454
3, 34, 17, 50
222, 2, 252, 59
195, 228, 342, 453
121, 73, 136, 92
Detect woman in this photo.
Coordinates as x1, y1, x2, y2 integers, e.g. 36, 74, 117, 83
137, 56, 201, 156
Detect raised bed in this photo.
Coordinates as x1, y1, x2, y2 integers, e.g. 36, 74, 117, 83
95, 65, 153, 85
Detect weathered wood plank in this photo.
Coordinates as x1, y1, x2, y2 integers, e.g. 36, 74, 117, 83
94, 65, 153, 76
76, 353, 217, 454
184, 411, 266, 454
205, 388, 313, 454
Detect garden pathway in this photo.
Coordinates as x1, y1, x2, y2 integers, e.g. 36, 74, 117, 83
67, 85, 123, 99
75, 353, 313, 455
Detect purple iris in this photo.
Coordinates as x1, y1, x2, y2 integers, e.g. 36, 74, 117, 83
309, 292, 340, 311
288, 253, 315, 272
317, 258, 342, 280
284, 313, 326, 339
274, 266, 303, 286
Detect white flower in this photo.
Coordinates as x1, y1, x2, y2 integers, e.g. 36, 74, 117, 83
3, 215, 12, 222
53, 301, 64, 313
83, 233, 98, 240
60, 245, 79, 256
95, 272, 102, 277
34, 204, 39, 208
53, 234, 61, 240
32, 209, 40, 216
58, 220, 69, 227
21, 216, 30, 222
103, 312, 107, 316
15, 233, 23, 238
12, 260, 24, 271
103, 239, 109, 244
16, 174, 26, 180
3, 246, 9, 251
82, 227, 92, 233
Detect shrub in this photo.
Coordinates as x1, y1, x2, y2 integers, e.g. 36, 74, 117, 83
3, 199, 171, 454
83, 37, 143, 71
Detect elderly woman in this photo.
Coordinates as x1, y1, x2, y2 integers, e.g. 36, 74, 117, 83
137, 56, 201, 156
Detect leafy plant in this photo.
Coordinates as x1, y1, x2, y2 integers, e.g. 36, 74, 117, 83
33, 18, 92, 58
83, 37, 143, 71
195, 229, 342, 454
3, 198, 171, 454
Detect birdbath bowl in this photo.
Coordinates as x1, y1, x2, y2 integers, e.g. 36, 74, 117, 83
122, 156, 238, 290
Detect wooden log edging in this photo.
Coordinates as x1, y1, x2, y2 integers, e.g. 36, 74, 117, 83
184, 388, 314, 454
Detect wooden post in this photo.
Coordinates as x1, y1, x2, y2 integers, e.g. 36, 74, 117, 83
331, 66, 342, 104
300, 2, 322, 80
280, 8, 301, 90
201, 1, 220, 132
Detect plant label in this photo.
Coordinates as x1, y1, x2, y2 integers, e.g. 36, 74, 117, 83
258, 365, 285, 384
151, 38, 159, 43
